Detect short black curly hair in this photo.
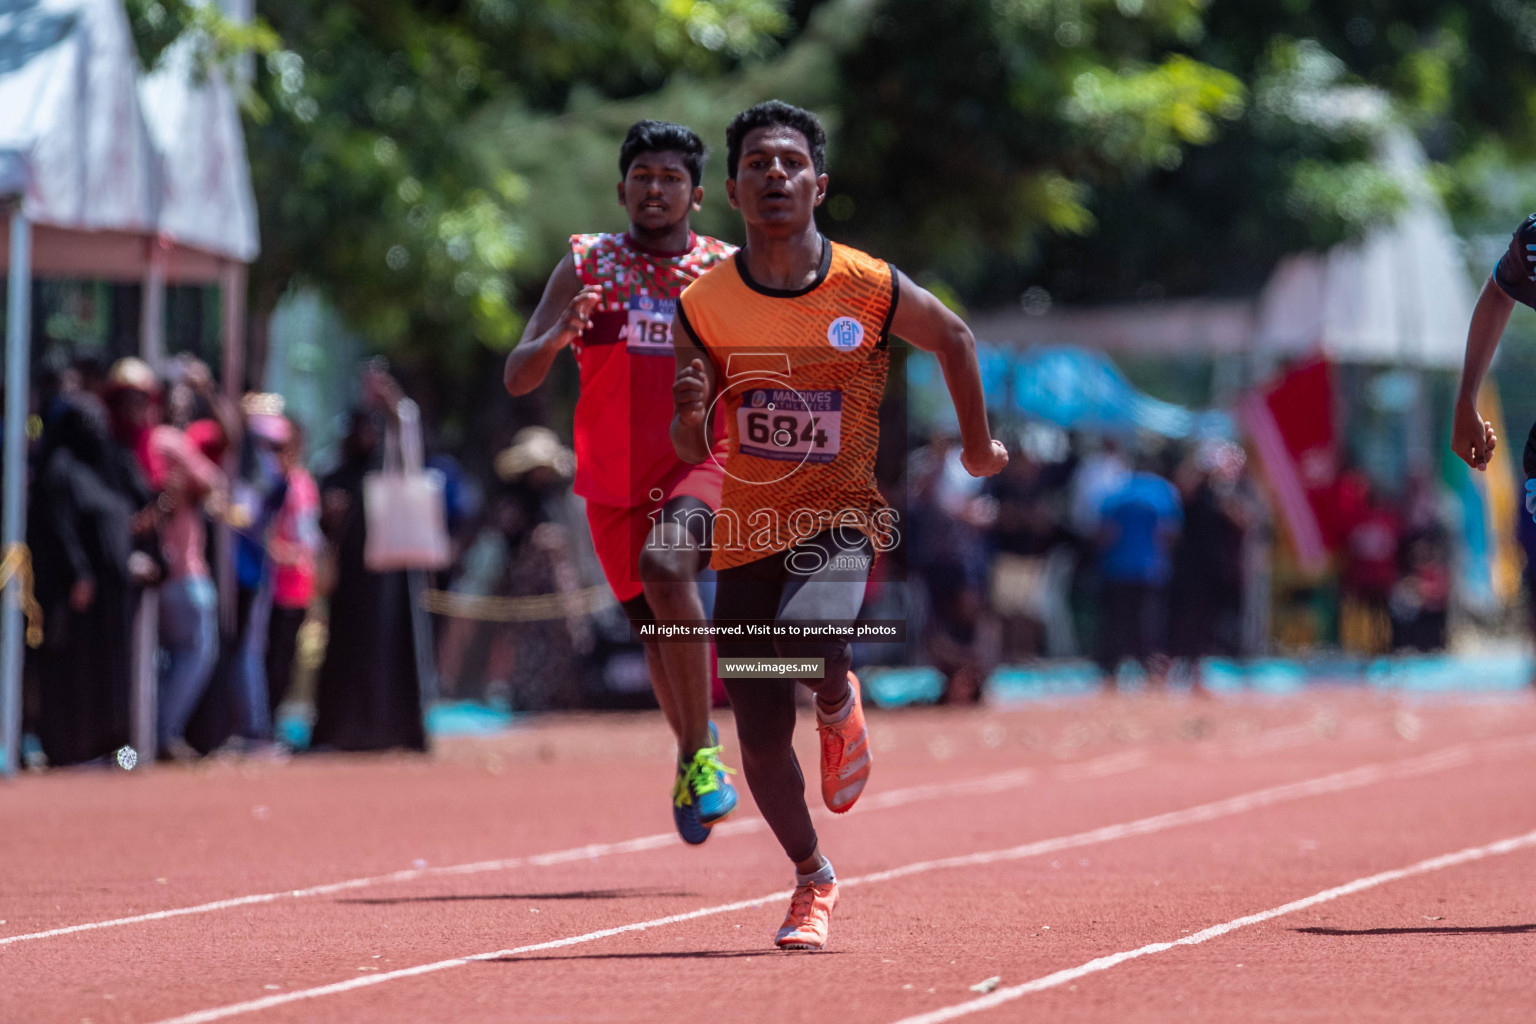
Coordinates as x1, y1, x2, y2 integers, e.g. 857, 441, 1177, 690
725, 100, 827, 179
619, 120, 707, 187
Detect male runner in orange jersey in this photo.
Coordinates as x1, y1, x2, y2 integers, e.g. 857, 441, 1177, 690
505, 120, 737, 844
671, 101, 1008, 949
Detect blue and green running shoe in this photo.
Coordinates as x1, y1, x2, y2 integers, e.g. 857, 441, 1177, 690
672, 723, 739, 845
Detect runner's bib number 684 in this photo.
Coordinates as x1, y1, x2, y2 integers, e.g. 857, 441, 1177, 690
736, 388, 842, 464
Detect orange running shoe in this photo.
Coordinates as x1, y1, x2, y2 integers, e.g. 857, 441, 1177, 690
775, 880, 839, 950
817, 671, 871, 813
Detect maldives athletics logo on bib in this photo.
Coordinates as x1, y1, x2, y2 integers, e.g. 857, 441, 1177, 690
827, 316, 864, 351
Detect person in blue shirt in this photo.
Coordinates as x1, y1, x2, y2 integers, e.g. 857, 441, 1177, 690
1095, 451, 1182, 690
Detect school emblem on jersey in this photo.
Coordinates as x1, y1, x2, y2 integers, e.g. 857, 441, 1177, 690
827, 316, 864, 351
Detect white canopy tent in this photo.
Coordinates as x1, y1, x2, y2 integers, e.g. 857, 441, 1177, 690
968, 131, 1475, 375
0, 0, 258, 776
1251, 132, 1474, 372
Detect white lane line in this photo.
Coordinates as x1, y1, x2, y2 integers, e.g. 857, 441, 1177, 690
0, 757, 1057, 948
1206, 712, 1374, 761
2, 726, 1511, 951
889, 827, 1536, 1024
1055, 749, 1148, 780
1230, 721, 1321, 757
145, 737, 1525, 1024
147, 883, 800, 1024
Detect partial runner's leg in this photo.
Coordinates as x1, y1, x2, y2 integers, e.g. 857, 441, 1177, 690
775, 530, 873, 706
589, 498, 689, 736
620, 595, 683, 738
639, 496, 715, 758
719, 544, 849, 950
636, 498, 738, 838
720, 674, 820, 865
717, 553, 821, 864
776, 529, 875, 813
726, 664, 839, 951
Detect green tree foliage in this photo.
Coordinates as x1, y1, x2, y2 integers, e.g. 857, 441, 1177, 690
825, 0, 1245, 294
124, 0, 279, 79
241, 0, 786, 385
135, 0, 1536, 420
470, 0, 860, 279
998, 1, 1536, 304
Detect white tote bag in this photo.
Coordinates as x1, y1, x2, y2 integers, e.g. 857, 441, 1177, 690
363, 399, 451, 572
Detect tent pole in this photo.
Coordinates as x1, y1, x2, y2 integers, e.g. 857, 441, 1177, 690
128, 238, 169, 765
139, 238, 166, 366
2, 208, 32, 779
215, 261, 245, 635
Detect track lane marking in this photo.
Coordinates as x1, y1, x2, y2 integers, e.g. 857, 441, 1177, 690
889, 827, 1536, 1024
1054, 749, 1148, 780
1, 751, 1140, 947
144, 736, 1533, 1024
6, 720, 1513, 951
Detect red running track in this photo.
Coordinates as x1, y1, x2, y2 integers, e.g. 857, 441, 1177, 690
4, 690, 1536, 1023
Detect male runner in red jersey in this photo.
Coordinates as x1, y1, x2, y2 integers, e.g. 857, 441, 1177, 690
671, 101, 1007, 948
505, 120, 737, 842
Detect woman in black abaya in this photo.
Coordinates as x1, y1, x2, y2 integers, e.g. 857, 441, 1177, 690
28, 396, 154, 766
309, 406, 426, 752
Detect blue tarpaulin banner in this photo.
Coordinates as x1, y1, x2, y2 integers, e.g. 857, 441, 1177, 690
907, 343, 1230, 439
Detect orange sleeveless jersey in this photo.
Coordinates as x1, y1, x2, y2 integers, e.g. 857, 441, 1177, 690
677, 239, 898, 571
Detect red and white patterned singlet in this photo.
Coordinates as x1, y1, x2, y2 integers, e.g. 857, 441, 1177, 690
567, 231, 735, 507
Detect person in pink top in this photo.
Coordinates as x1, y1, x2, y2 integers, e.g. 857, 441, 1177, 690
103, 358, 229, 758
265, 419, 320, 721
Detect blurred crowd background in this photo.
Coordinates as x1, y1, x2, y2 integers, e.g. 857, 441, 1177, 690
8, 0, 1536, 769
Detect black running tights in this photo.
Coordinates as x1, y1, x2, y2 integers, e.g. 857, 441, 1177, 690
715, 529, 872, 864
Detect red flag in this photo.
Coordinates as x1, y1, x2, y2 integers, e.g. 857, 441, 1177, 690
1238, 358, 1340, 572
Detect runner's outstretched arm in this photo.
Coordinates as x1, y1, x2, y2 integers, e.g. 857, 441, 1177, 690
670, 319, 717, 465
889, 269, 1008, 478
1451, 277, 1513, 470
504, 254, 602, 396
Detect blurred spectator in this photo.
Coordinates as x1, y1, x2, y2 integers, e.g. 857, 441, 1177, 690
1066, 435, 1128, 657
1390, 534, 1450, 651
36, 360, 83, 437
1388, 470, 1450, 652
165, 353, 240, 456
27, 394, 154, 765
1095, 451, 1182, 689
311, 367, 426, 752
1070, 435, 1129, 537
265, 419, 321, 721
139, 359, 230, 760
436, 489, 520, 701
1168, 441, 1252, 685
218, 394, 292, 750
908, 436, 997, 703
102, 357, 162, 479
486, 427, 592, 709
427, 451, 474, 551
1338, 473, 1400, 655
986, 447, 1076, 660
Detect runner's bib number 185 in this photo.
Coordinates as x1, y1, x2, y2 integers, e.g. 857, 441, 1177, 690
625, 295, 676, 355
736, 388, 842, 464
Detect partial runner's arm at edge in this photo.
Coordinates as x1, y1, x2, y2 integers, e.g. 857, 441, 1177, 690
889, 269, 1008, 477
1450, 277, 1516, 470
670, 307, 717, 465
504, 255, 600, 396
